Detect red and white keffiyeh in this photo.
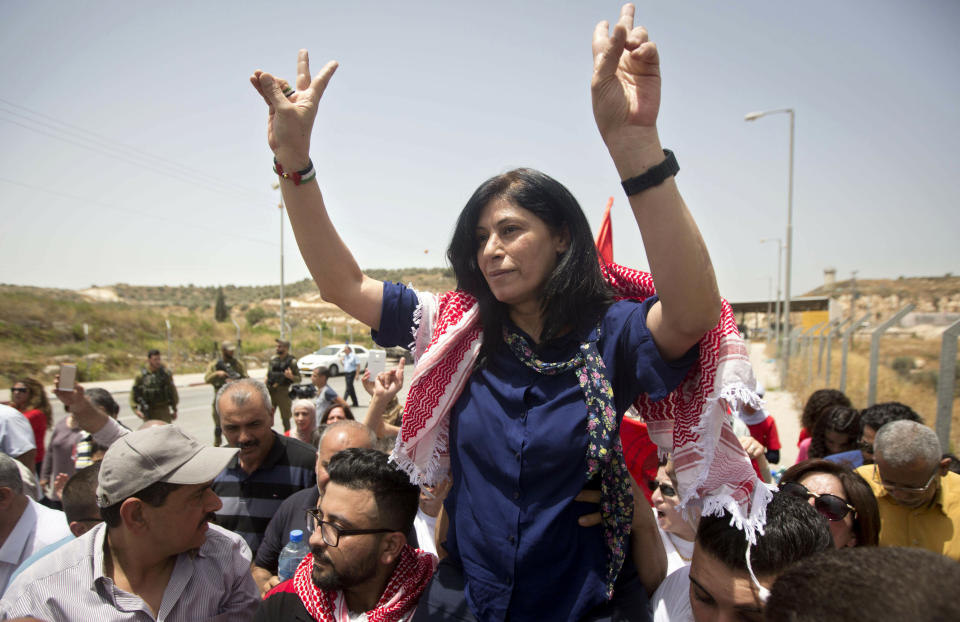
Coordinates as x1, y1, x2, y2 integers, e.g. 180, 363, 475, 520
291, 546, 436, 622
391, 262, 771, 539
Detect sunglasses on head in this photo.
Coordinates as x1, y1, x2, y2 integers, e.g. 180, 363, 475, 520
647, 480, 678, 498
779, 480, 857, 521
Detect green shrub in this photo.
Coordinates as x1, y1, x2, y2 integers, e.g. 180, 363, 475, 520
245, 306, 268, 327
891, 356, 916, 377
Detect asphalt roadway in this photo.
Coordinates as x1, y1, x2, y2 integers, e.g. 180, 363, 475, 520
43, 367, 397, 447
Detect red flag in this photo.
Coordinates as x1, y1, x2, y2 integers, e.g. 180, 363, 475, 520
620, 417, 658, 506
595, 197, 614, 265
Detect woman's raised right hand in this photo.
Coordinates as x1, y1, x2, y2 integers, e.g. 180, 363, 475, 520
250, 50, 338, 170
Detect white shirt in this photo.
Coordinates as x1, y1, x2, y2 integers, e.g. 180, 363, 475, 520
657, 520, 694, 577
651, 565, 694, 622
1, 522, 258, 621
412, 508, 438, 558
0, 498, 70, 594
0, 404, 36, 458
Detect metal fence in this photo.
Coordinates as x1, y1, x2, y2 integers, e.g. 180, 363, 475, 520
781, 304, 958, 451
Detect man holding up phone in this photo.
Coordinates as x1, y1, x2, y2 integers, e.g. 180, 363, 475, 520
130, 349, 178, 422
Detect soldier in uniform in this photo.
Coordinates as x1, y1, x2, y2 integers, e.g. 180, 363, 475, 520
203, 341, 248, 446
265, 338, 300, 432
130, 349, 178, 422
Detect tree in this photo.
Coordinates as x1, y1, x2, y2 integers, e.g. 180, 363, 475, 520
214, 287, 229, 322
245, 306, 267, 327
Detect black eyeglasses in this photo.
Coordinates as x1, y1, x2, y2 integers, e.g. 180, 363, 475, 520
648, 480, 678, 498
304, 508, 398, 547
779, 481, 857, 521
11, 387, 28, 393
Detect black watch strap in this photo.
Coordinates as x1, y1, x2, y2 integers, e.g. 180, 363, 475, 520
620, 149, 679, 196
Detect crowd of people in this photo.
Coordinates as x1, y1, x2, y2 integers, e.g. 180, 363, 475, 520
1, 4, 959, 620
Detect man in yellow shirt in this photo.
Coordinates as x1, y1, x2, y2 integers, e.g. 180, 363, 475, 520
856, 420, 960, 561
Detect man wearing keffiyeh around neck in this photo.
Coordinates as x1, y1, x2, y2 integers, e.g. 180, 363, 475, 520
256, 448, 437, 622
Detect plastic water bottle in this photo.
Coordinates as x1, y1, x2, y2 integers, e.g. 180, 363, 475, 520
277, 529, 310, 581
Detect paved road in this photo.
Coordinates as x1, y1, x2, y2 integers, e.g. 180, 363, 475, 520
45, 366, 404, 447
748, 340, 801, 467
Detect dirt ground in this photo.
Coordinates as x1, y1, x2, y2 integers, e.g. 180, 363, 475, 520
748, 340, 801, 467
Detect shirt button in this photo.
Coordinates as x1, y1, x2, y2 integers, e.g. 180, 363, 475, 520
513, 491, 520, 500
520, 410, 527, 421
507, 535, 515, 544
514, 451, 521, 461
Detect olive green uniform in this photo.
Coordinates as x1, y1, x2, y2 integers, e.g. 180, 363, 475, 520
130, 365, 178, 422
266, 353, 300, 432
203, 355, 248, 446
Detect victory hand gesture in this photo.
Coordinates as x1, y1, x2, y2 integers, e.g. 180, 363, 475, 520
250, 50, 338, 169
591, 4, 661, 142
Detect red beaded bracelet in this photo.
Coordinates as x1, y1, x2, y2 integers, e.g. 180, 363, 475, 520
273, 158, 316, 185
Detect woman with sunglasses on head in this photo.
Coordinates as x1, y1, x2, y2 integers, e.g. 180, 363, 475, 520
8, 378, 52, 474
779, 459, 880, 548
649, 459, 697, 575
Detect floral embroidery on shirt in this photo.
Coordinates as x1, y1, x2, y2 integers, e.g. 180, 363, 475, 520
503, 326, 633, 598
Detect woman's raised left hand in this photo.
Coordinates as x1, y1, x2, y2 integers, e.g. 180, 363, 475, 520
591, 4, 661, 145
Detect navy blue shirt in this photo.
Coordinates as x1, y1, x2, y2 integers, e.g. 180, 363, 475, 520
374, 282, 696, 621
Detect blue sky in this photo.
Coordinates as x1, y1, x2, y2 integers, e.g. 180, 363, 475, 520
1, 1, 957, 303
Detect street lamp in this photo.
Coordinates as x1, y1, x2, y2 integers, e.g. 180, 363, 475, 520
760, 238, 783, 354
746, 108, 795, 389
271, 182, 286, 340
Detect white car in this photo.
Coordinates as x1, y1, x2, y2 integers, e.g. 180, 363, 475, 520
297, 344, 372, 377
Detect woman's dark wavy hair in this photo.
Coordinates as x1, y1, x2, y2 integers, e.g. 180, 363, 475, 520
808, 405, 861, 459
447, 168, 614, 365
800, 388, 851, 432
781, 458, 880, 547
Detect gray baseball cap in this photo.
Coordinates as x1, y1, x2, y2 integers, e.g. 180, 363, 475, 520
97, 425, 237, 507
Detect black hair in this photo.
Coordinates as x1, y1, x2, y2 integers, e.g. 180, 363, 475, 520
86, 387, 120, 418
695, 492, 833, 577
808, 405, 861, 459
446, 168, 614, 366
100, 481, 183, 528
326, 448, 419, 535
147, 349, 161, 358
765, 547, 960, 621
62, 463, 101, 524
860, 401, 923, 433
780, 458, 880, 547
800, 389, 851, 432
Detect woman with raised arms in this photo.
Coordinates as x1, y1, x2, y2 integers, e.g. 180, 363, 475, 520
250, 5, 760, 621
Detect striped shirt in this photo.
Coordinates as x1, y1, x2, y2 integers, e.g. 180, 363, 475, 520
0, 522, 258, 621
212, 431, 316, 555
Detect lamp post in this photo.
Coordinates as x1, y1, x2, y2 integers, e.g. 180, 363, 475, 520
271, 182, 286, 340
746, 108, 795, 389
760, 238, 783, 353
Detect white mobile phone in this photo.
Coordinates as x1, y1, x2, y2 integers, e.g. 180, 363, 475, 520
58, 364, 77, 391
366, 350, 386, 378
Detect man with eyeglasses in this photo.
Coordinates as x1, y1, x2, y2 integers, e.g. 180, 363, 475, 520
256, 448, 436, 621
856, 420, 960, 560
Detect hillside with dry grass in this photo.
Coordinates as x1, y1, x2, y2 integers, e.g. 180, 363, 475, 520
0, 268, 456, 386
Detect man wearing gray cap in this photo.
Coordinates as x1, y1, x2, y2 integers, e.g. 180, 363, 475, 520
0, 426, 260, 621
